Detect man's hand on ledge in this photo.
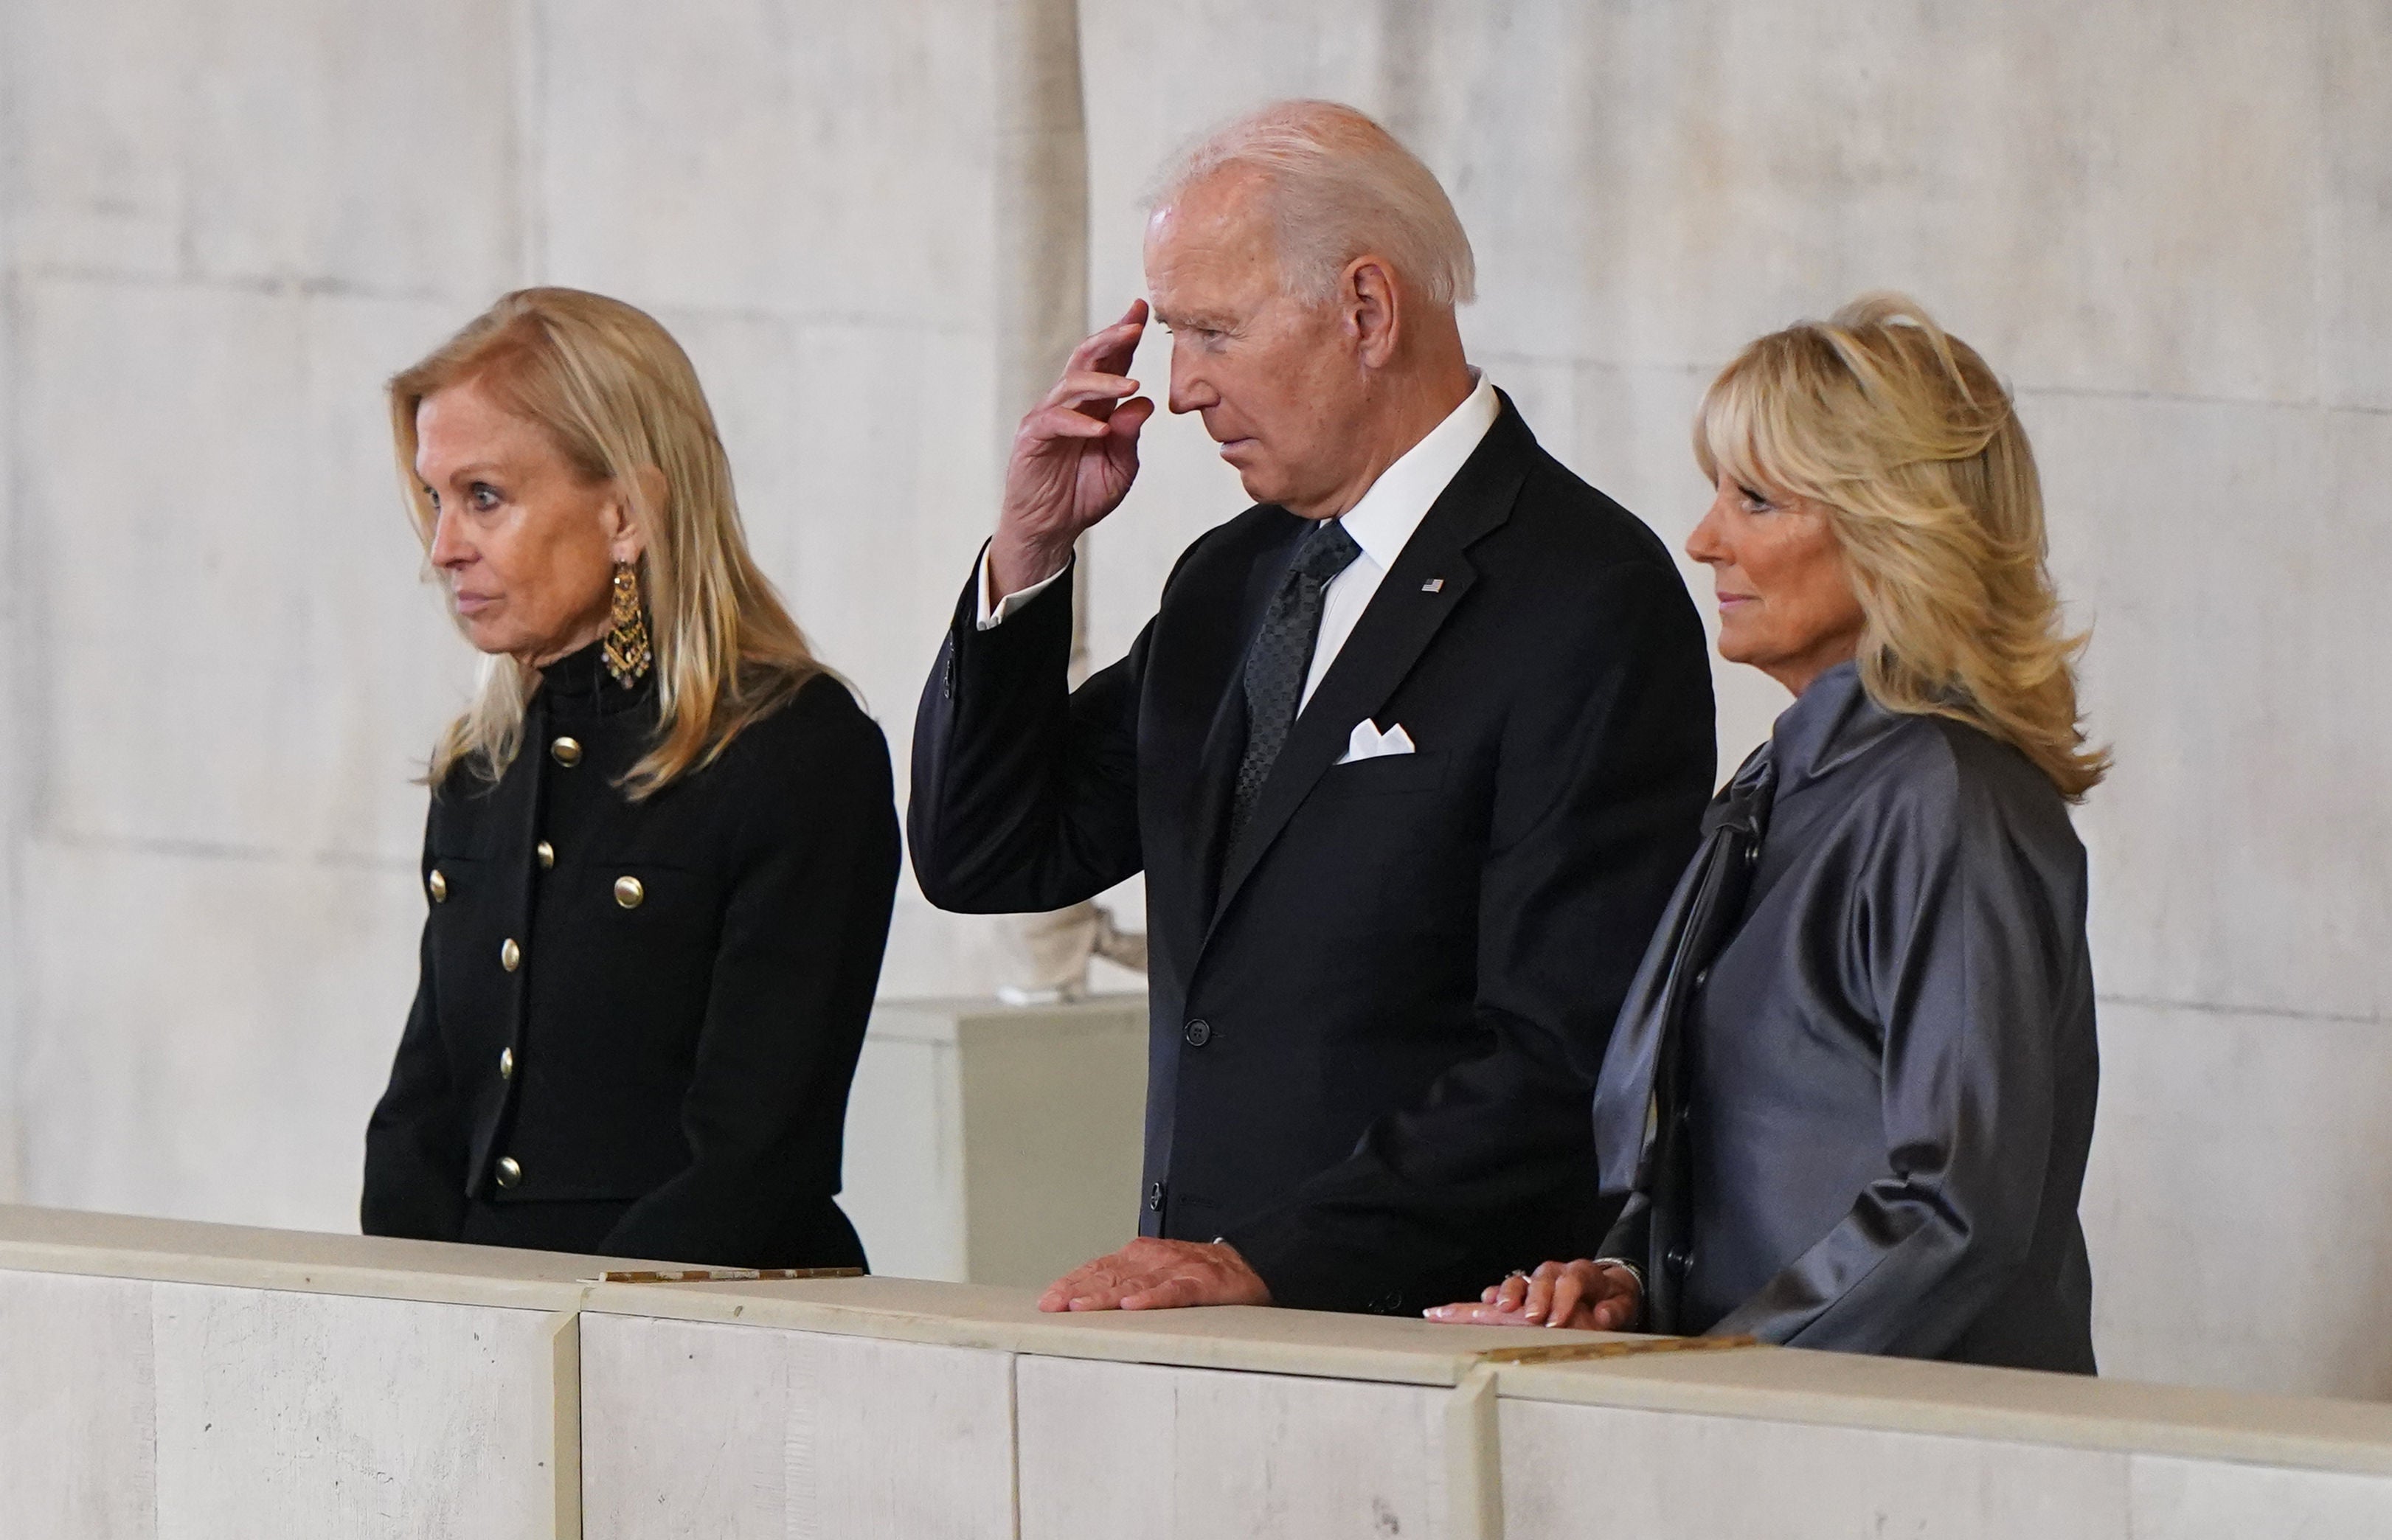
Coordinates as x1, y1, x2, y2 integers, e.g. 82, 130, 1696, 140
1037, 1237, 1272, 1313
1423, 1258, 1641, 1331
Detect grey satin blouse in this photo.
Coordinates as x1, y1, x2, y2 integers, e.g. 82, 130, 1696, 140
1592, 661, 2098, 1372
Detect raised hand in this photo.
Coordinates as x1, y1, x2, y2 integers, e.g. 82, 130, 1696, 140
988, 299, 1159, 600
1422, 1258, 1642, 1331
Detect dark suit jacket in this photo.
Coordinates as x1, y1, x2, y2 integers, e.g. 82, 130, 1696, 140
909, 398, 1716, 1313
363, 645, 901, 1268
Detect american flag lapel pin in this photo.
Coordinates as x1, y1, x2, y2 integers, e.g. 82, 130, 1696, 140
1421, 578, 1444, 593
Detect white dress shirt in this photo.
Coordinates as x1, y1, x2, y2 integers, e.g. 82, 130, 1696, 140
977, 371, 1501, 715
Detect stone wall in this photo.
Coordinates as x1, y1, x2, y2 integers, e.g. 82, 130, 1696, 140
1, 0, 2385, 1396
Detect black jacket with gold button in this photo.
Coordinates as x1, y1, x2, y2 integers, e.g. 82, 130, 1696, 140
362, 642, 901, 1269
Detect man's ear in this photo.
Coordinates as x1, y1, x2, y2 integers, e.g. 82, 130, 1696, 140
1344, 255, 1402, 368
606, 465, 665, 563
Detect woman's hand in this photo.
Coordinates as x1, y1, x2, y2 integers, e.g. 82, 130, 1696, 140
1423, 1258, 1642, 1330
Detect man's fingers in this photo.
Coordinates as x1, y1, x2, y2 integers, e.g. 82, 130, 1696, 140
1065, 301, 1148, 374
1118, 1274, 1199, 1311
1109, 395, 1157, 439
1043, 370, 1140, 412
1100, 1266, 1184, 1311
1020, 406, 1113, 445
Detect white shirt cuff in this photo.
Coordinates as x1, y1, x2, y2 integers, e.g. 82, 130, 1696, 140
975, 546, 1070, 631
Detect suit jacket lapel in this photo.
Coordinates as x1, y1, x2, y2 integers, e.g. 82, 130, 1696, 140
1207, 399, 1536, 932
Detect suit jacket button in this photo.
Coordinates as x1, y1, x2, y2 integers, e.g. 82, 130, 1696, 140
550, 736, 583, 767
500, 937, 521, 972
614, 875, 645, 909
537, 840, 555, 870
1147, 1181, 1164, 1211
426, 870, 448, 903
1665, 1247, 1691, 1272
1183, 1019, 1212, 1047
495, 1156, 522, 1188
499, 1047, 514, 1079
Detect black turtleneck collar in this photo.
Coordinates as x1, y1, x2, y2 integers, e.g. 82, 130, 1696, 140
536, 638, 659, 722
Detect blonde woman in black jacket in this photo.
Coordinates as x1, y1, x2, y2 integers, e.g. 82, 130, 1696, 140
363, 288, 898, 1269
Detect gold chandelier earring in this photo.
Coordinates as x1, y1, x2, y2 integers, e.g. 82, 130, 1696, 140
603, 560, 654, 687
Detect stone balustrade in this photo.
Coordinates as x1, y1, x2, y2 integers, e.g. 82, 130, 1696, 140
6, 1203, 2388, 1538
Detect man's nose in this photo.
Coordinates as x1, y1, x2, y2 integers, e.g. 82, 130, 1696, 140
1167, 338, 1216, 415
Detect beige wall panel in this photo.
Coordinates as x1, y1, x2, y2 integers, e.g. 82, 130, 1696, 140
578, 1314, 1016, 1539
4, 0, 189, 276
2034, 397, 2392, 1020
18, 275, 477, 859
534, 0, 996, 325
0, 1269, 159, 1538
1500, 1398, 2131, 1539
17, 838, 422, 1229
1080, 2, 2329, 392
148, 1282, 563, 1539
176, 0, 519, 294
6, 0, 516, 292
1015, 1354, 1452, 1539
2084, 999, 2392, 1398
2323, 0, 2392, 412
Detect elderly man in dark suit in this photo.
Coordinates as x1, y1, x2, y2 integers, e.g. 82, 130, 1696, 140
909, 100, 1716, 1315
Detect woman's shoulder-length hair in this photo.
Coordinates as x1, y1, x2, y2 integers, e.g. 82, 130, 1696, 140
1695, 293, 2110, 801
391, 286, 827, 800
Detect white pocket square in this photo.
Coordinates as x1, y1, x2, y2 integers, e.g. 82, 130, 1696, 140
1337, 720, 1416, 764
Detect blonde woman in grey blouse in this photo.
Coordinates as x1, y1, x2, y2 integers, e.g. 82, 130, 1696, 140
1429, 295, 2107, 1372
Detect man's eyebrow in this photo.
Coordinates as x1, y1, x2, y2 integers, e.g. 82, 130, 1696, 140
1152, 307, 1235, 330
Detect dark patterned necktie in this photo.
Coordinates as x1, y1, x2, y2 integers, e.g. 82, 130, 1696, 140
1228, 518, 1364, 849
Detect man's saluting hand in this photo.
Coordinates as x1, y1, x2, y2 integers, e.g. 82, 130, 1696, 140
988, 300, 1156, 602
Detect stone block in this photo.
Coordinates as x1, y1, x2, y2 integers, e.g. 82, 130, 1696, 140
535, 0, 996, 323
578, 1314, 1015, 1538
1016, 1353, 1454, 1539
0, 1270, 159, 1536
16, 836, 423, 1232
2129, 1453, 2392, 1536
1498, 1398, 2132, 1539
18, 275, 478, 862
148, 1281, 564, 1537
2323, 0, 2392, 411
2032, 394, 2392, 1020
2084, 999, 2392, 1398
178, 0, 519, 295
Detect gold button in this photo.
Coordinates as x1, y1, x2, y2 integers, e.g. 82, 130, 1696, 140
427, 870, 448, 903
537, 839, 555, 870
499, 1047, 514, 1079
500, 937, 521, 972
550, 736, 582, 767
494, 1156, 521, 1188
614, 875, 645, 909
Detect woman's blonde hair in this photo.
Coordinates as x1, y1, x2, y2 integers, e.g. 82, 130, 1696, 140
391, 286, 825, 798
1696, 294, 2107, 800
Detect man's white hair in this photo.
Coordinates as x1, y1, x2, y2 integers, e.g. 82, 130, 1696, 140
1147, 100, 1477, 308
